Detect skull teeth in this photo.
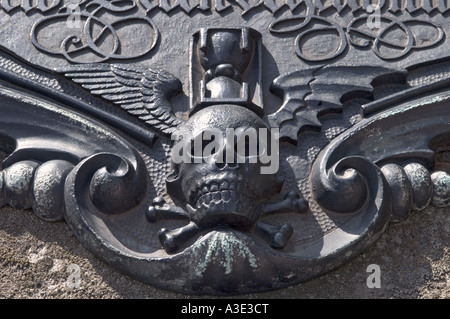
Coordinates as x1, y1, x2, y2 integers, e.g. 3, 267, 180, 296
204, 193, 212, 204
191, 180, 255, 208
195, 181, 238, 197
196, 190, 238, 208
212, 192, 221, 202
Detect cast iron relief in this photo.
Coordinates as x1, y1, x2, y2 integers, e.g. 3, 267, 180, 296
0, 0, 448, 294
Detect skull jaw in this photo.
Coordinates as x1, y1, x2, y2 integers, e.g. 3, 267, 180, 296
187, 196, 263, 230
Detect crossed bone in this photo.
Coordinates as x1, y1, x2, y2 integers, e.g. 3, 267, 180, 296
147, 191, 309, 253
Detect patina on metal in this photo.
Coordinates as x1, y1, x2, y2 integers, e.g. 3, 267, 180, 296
0, 0, 448, 295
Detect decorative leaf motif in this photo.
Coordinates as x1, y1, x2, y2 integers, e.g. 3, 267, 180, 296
58, 64, 184, 136
265, 65, 407, 144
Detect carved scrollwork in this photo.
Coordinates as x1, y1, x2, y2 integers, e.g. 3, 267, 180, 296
269, 15, 348, 62
311, 82, 450, 226
347, 17, 444, 60
270, 15, 444, 62
69, 152, 147, 215
0, 73, 149, 222
31, 0, 158, 63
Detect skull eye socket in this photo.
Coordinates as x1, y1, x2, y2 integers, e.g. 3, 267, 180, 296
185, 128, 268, 163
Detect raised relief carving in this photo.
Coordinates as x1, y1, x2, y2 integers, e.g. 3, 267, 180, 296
0, 0, 61, 13
270, 6, 445, 62
59, 64, 183, 135
138, 0, 450, 15
2, 0, 444, 65
31, 0, 158, 63
0, 0, 448, 295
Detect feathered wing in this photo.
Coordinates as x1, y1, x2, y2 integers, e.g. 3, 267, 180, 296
265, 66, 408, 144
58, 64, 184, 136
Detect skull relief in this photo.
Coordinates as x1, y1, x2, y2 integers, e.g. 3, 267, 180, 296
147, 104, 308, 253
167, 104, 284, 228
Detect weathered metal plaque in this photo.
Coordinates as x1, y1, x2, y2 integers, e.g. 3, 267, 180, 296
0, 0, 449, 295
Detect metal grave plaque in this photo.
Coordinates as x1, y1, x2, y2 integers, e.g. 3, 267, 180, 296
0, 0, 448, 295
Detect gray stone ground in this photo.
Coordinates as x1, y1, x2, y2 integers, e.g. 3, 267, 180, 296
0, 205, 448, 299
